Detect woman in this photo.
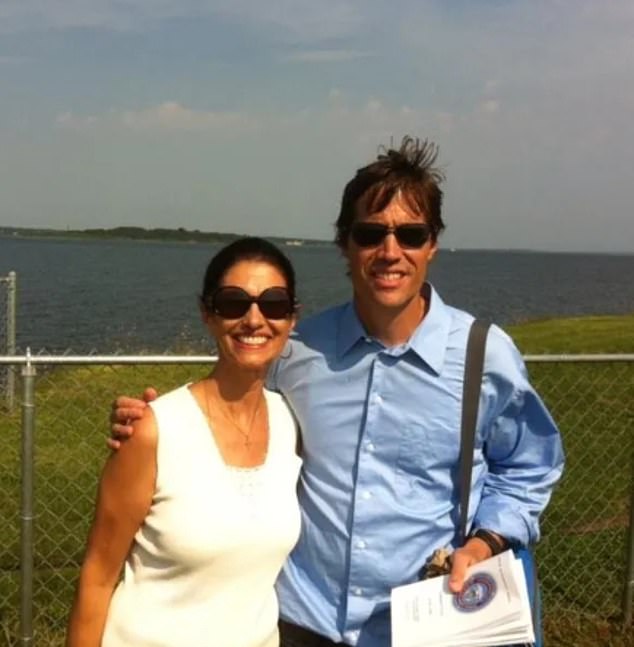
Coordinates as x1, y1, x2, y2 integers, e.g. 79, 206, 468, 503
67, 237, 302, 647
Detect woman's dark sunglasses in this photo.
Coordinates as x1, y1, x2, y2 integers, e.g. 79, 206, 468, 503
350, 223, 431, 248
208, 286, 295, 320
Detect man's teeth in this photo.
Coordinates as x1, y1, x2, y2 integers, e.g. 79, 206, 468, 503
237, 335, 268, 346
375, 272, 403, 280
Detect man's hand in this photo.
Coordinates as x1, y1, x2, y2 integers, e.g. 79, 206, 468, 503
107, 388, 157, 450
448, 537, 493, 593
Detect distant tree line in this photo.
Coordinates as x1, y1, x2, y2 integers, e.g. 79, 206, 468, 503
0, 225, 335, 247
0, 225, 241, 242
70, 226, 242, 243
0, 226, 310, 244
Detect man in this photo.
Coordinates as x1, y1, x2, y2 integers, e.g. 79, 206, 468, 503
111, 137, 564, 646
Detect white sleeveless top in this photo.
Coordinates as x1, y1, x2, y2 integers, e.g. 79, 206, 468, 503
102, 385, 302, 647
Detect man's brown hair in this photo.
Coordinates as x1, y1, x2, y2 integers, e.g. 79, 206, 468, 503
335, 136, 446, 249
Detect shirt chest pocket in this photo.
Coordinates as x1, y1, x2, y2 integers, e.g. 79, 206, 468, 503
396, 422, 462, 478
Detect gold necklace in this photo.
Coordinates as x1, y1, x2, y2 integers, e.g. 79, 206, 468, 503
204, 383, 264, 449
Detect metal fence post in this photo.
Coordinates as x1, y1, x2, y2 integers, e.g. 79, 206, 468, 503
6, 271, 17, 412
624, 454, 634, 626
20, 349, 36, 646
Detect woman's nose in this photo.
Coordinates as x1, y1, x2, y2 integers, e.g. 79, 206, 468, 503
244, 302, 265, 327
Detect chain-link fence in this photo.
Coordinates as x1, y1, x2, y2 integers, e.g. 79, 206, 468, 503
0, 354, 632, 646
0, 272, 17, 413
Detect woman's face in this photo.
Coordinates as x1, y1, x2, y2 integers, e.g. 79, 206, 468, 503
203, 259, 296, 374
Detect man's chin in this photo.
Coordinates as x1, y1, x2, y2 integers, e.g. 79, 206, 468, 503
362, 290, 417, 311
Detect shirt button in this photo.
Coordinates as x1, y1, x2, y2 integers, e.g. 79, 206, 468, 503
345, 629, 360, 642
353, 587, 363, 596
362, 491, 372, 500
356, 539, 367, 549
375, 394, 383, 403
366, 442, 375, 452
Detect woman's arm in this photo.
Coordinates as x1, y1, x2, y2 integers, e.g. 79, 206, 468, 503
66, 408, 158, 647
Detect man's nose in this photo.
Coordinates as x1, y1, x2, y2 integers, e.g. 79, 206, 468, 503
378, 231, 402, 260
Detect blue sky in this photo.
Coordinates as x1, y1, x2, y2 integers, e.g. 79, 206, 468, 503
1, 0, 633, 252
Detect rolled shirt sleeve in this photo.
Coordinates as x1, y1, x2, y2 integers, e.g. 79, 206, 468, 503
472, 326, 565, 546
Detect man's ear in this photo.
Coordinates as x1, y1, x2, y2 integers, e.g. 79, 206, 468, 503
289, 317, 297, 333
340, 243, 353, 277
427, 240, 439, 262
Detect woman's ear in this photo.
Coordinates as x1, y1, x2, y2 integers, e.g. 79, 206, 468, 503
199, 297, 210, 323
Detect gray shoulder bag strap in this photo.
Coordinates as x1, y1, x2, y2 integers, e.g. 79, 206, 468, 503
458, 321, 540, 647
458, 319, 491, 544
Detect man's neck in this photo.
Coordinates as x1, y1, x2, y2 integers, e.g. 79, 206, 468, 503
354, 293, 429, 347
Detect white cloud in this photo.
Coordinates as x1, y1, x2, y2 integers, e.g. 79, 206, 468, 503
55, 102, 259, 134
364, 99, 384, 115
0, 0, 212, 33
210, 0, 366, 43
0, 0, 367, 40
435, 112, 456, 134
120, 102, 258, 132
479, 100, 500, 115
54, 95, 435, 140
283, 49, 373, 63
55, 112, 98, 130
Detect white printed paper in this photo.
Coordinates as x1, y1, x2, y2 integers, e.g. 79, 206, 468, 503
391, 550, 535, 647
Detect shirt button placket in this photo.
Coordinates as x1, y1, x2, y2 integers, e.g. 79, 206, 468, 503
347, 355, 383, 635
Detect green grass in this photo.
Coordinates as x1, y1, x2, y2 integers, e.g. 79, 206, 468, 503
1, 314, 633, 646
506, 312, 634, 354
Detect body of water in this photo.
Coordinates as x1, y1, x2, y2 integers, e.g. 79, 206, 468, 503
1, 236, 632, 353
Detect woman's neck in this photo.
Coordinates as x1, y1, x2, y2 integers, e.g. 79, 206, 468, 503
207, 361, 266, 407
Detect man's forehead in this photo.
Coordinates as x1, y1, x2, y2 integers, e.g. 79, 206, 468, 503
356, 195, 427, 223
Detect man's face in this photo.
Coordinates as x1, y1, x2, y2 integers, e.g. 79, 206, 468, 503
343, 194, 438, 317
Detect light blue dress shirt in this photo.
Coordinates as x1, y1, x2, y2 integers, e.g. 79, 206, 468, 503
269, 285, 564, 646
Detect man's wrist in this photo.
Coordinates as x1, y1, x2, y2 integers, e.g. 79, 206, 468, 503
468, 528, 509, 556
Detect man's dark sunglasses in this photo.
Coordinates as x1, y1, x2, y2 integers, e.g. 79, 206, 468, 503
350, 223, 432, 248
208, 286, 295, 320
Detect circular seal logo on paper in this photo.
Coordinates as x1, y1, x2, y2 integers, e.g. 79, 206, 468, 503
453, 573, 497, 613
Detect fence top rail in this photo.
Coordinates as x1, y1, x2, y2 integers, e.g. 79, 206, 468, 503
1, 353, 634, 365
0, 354, 218, 365
523, 353, 634, 362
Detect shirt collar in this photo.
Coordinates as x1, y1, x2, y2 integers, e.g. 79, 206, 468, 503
336, 301, 368, 358
336, 283, 452, 375
407, 284, 451, 375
